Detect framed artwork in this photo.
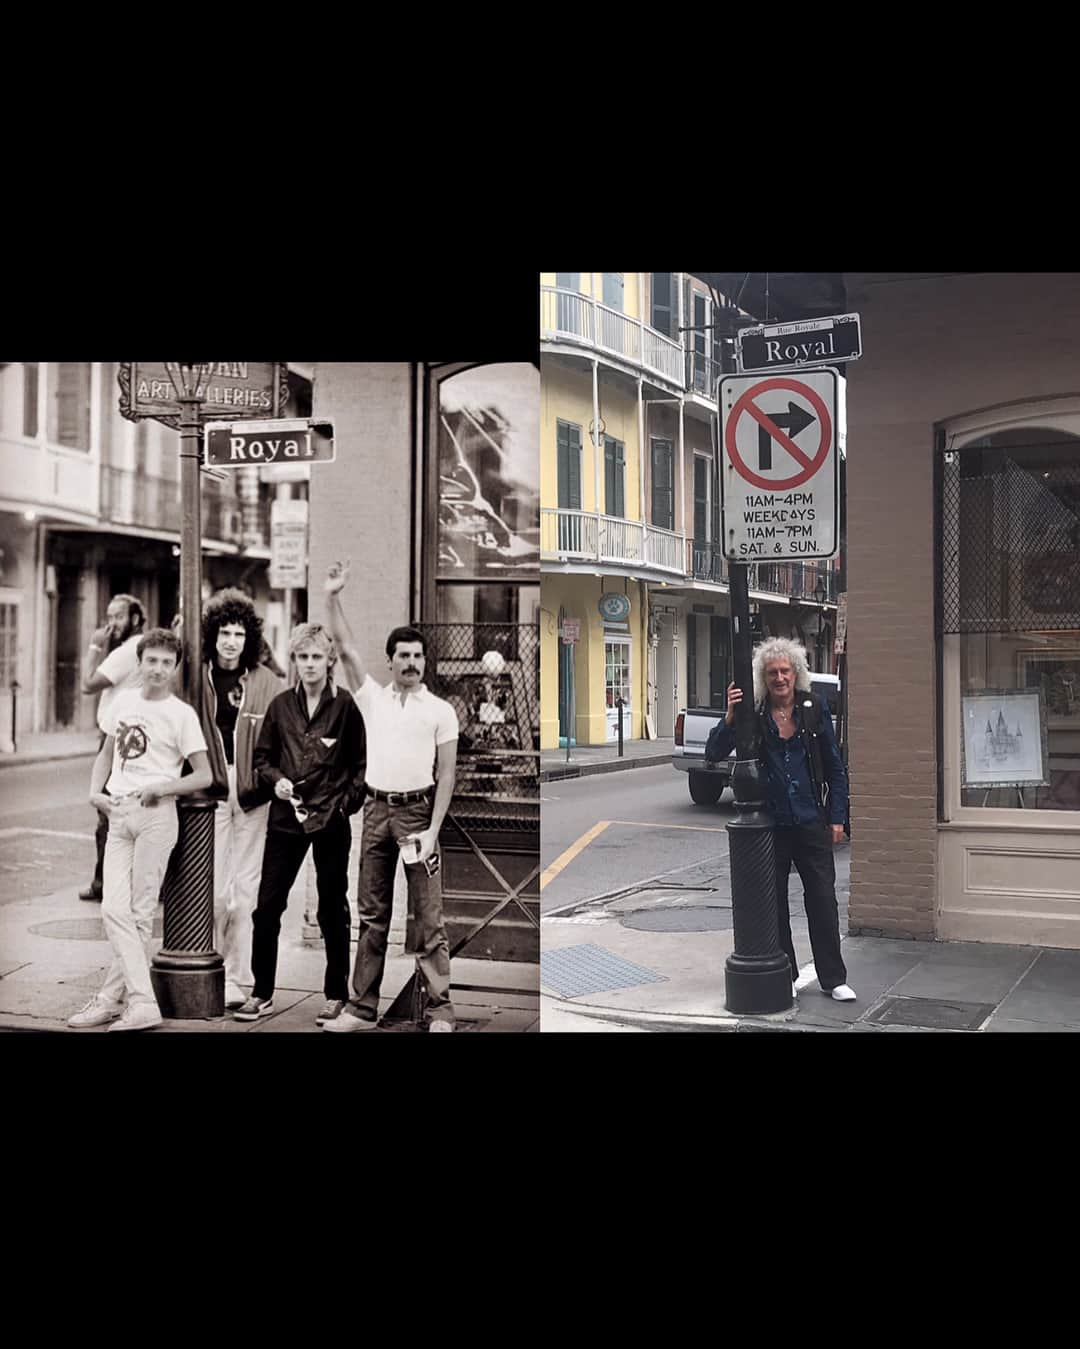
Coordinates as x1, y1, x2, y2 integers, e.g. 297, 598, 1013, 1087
1016, 649, 1080, 722
961, 688, 1049, 788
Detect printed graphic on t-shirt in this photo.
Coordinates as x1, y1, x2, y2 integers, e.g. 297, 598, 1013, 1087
227, 684, 244, 709
116, 720, 150, 766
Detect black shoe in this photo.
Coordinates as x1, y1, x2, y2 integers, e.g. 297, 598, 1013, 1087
79, 885, 103, 902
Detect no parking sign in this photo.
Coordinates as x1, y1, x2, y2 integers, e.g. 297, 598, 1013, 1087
719, 367, 841, 561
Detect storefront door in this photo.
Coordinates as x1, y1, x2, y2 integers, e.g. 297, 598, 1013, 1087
605, 635, 632, 741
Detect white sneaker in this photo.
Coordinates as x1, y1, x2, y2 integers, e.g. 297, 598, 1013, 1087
322, 1008, 378, 1033
428, 1020, 453, 1033
106, 1001, 163, 1032
234, 995, 274, 1021
827, 984, 857, 1001
792, 982, 799, 998
224, 982, 246, 1010
68, 995, 124, 1028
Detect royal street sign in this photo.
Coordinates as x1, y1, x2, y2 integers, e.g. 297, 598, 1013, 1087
204, 419, 335, 468
737, 314, 861, 373
719, 368, 841, 561
118, 362, 287, 429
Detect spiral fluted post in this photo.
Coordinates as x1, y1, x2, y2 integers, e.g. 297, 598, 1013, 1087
724, 562, 792, 1014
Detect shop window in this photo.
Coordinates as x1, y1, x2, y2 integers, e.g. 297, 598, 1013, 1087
605, 637, 631, 711
941, 429, 1080, 811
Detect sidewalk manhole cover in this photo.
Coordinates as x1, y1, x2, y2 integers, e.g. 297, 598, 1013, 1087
866, 997, 996, 1031
28, 917, 164, 941
540, 943, 668, 998
620, 907, 733, 932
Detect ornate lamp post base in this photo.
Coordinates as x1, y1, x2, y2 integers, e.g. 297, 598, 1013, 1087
150, 797, 224, 1019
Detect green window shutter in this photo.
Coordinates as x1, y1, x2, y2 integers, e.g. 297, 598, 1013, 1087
652, 439, 674, 530
557, 420, 582, 510
605, 437, 625, 517
23, 363, 38, 437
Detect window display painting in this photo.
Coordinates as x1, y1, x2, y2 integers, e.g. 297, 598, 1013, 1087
1017, 650, 1080, 722
437, 363, 539, 580
961, 688, 1049, 788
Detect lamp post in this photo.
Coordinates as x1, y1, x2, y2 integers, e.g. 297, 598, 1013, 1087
723, 561, 791, 1014
149, 362, 225, 1019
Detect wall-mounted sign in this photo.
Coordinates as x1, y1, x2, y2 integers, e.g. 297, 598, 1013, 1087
118, 362, 288, 430
561, 618, 581, 644
598, 593, 631, 623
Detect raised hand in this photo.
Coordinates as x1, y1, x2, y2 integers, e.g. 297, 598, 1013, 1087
325, 558, 350, 596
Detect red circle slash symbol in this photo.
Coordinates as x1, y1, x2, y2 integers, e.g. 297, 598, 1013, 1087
726, 377, 833, 491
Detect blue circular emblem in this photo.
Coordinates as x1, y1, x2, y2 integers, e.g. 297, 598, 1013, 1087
599, 593, 631, 622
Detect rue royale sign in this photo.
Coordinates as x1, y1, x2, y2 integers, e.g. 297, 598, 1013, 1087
719, 368, 840, 561
204, 419, 336, 468
737, 314, 861, 373
118, 362, 288, 429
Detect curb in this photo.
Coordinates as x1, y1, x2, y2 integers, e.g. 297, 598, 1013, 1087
540, 993, 809, 1033
0, 749, 98, 771
541, 754, 673, 783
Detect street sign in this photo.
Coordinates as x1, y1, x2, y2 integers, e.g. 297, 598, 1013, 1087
118, 362, 287, 429
561, 619, 581, 644
269, 497, 308, 590
204, 419, 335, 468
738, 314, 861, 373
719, 368, 840, 561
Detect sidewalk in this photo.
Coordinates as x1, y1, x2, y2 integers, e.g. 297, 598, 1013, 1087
0, 730, 100, 769
0, 872, 539, 1034
540, 847, 1080, 1032
541, 738, 673, 783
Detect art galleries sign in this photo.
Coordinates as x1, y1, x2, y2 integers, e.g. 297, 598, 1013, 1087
118, 362, 288, 429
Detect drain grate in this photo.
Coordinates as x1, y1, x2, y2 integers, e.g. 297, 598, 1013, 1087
866, 996, 996, 1031
620, 907, 733, 933
540, 943, 668, 999
28, 918, 164, 941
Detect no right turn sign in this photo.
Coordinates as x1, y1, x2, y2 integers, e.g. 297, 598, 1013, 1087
719, 367, 841, 561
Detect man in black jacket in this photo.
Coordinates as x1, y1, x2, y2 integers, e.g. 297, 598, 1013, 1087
234, 623, 366, 1025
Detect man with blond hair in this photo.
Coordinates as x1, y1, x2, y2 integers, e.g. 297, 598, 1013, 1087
706, 636, 855, 1002
234, 623, 366, 1024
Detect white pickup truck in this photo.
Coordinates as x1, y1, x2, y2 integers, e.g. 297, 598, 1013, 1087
672, 672, 842, 805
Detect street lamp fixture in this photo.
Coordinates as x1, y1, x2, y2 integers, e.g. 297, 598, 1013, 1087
814, 575, 828, 671
164, 362, 215, 401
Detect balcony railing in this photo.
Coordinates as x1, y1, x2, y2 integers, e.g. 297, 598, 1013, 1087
542, 508, 685, 575
687, 538, 727, 584
99, 465, 256, 546
540, 286, 684, 386
748, 560, 839, 604
685, 351, 725, 400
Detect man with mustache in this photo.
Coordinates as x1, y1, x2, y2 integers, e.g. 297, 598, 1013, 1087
79, 593, 146, 902
323, 559, 459, 1032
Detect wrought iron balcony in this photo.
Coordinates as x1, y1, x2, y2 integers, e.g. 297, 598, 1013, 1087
540, 286, 684, 387
541, 508, 686, 576
687, 537, 727, 584
99, 465, 260, 546
747, 560, 839, 604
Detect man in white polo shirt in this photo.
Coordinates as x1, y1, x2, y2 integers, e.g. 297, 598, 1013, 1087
323, 559, 458, 1032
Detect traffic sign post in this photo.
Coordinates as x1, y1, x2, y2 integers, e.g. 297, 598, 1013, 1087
720, 368, 841, 562
560, 620, 580, 761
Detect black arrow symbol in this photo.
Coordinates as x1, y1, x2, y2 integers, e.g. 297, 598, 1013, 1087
758, 400, 816, 470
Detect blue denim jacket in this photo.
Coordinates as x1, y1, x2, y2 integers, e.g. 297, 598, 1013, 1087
706, 695, 848, 827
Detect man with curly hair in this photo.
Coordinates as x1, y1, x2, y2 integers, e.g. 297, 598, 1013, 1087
706, 636, 855, 1003
200, 588, 285, 1010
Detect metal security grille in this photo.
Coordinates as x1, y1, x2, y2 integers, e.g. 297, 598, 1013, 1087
941, 444, 1080, 633
414, 621, 539, 833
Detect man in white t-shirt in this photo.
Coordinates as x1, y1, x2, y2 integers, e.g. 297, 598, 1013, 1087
68, 628, 211, 1033
79, 593, 145, 902
324, 559, 459, 1032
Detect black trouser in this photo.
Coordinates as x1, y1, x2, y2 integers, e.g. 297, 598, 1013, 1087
773, 824, 847, 991
251, 815, 351, 1001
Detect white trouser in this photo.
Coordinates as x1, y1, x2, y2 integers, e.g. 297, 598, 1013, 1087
213, 763, 270, 987
99, 797, 178, 1007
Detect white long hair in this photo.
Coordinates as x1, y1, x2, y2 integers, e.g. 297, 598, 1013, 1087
752, 636, 812, 704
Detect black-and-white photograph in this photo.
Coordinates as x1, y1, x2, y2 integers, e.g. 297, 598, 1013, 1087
0, 361, 539, 1034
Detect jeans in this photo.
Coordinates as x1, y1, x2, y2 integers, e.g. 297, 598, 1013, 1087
773, 823, 847, 991
99, 797, 179, 1007
213, 763, 270, 988
348, 795, 453, 1026
90, 730, 108, 890
250, 815, 351, 1001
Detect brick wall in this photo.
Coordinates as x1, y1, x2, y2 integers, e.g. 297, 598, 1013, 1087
845, 272, 1080, 938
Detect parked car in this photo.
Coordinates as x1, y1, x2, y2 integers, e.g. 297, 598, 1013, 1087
673, 672, 841, 806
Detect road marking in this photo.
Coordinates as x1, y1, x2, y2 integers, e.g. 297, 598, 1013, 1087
539, 820, 611, 892
607, 820, 728, 832
0, 827, 95, 842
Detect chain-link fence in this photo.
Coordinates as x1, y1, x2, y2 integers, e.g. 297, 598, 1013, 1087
414, 622, 539, 833
941, 445, 1080, 633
